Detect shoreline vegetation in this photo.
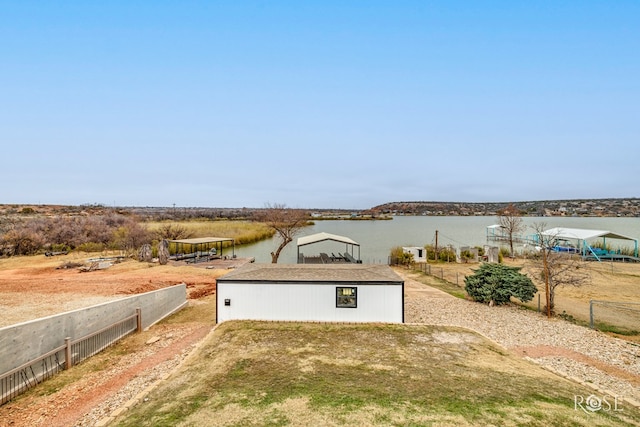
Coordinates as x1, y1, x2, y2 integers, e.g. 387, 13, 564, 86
144, 220, 275, 246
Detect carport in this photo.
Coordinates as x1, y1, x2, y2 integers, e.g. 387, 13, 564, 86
541, 227, 638, 261
297, 232, 361, 264
168, 237, 235, 262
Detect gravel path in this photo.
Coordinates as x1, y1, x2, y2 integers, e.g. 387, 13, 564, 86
400, 270, 640, 405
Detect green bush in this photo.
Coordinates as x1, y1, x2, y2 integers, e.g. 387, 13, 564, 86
424, 245, 436, 261
464, 263, 537, 305
460, 249, 473, 263
389, 246, 414, 266
438, 247, 456, 262
424, 244, 456, 262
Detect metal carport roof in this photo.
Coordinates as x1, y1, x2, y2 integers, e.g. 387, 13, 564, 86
541, 227, 638, 259
541, 227, 636, 242
168, 237, 234, 245
297, 232, 359, 247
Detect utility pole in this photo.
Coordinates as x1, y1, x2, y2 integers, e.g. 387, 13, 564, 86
435, 230, 439, 261
542, 240, 551, 318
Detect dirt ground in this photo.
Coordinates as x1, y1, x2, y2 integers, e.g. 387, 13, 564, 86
0, 252, 250, 327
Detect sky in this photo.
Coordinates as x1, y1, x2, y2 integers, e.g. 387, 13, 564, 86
1, 1, 638, 209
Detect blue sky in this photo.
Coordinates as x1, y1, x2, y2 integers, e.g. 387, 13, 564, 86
2, 1, 638, 209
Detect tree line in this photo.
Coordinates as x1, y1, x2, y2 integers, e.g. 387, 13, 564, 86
0, 204, 311, 262
0, 214, 151, 256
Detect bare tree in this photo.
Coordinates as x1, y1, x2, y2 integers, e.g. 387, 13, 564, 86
255, 203, 309, 263
111, 219, 151, 254
497, 203, 525, 257
527, 223, 591, 317
154, 223, 194, 241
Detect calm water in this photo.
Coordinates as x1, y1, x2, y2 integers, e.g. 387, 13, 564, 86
233, 216, 640, 264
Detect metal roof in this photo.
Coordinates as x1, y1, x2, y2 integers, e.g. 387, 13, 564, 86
217, 263, 402, 284
297, 232, 359, 247
542, 227, 637, 242
168, 237, 234, 244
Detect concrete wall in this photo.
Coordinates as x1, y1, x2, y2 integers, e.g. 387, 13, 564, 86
0, 284, 186, 375
217, 282, 403, 324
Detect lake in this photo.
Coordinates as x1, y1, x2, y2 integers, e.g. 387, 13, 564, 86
233, 216, 640, 264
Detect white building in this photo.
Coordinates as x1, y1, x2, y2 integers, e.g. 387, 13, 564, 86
402, 246, 427, 262
216, 264, 404, 324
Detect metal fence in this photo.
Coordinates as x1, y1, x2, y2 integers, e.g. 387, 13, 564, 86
411, 262, 469, 286
390, 259, 469, 286
589, 300, 640, 334
1, 309, 141, 405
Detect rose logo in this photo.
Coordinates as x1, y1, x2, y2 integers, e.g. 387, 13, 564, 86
585, 395, 603, 412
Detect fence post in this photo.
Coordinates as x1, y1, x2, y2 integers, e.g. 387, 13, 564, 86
456, 272, 459, 286
589, 300, 594, 329
65, 337, 72, 370
136, 307, 142, 333
538, 294, 541, 313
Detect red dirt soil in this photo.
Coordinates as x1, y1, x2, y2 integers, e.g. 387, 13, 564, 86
0, 255, 223, 427
0, 257, 219, 300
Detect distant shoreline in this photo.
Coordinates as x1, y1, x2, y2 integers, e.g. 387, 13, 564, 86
1, 197, 639, 219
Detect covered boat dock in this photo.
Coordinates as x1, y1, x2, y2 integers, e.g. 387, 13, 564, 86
169, 237, 235, 263
297, 232, 362, 264
539, 227, 639, 262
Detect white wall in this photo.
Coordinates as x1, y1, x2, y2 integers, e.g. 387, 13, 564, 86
403, 247, 426, 262
217, 282, 403, 323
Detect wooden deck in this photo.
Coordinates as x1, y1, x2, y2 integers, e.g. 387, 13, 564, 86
170, 256, 256, 269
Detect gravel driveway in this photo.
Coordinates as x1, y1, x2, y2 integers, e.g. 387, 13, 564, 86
399, 270, 640, 406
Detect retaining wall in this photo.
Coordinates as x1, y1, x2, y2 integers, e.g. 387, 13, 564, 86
0, 284, 187, 375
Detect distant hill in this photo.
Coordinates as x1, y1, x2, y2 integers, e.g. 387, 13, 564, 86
368, 198, 640, 217
2, 199, 639, 219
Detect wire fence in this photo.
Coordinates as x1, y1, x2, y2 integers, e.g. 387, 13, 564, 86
392, 259, 640, 337
411, 262, 468, 286
590, 300, 640, 335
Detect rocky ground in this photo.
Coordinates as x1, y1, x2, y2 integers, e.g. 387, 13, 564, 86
401, 270, 640, 406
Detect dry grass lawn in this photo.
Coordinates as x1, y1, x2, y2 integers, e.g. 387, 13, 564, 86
114, 321, 640, 427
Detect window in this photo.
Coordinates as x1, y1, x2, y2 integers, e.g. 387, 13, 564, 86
336, 287, 357, 308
